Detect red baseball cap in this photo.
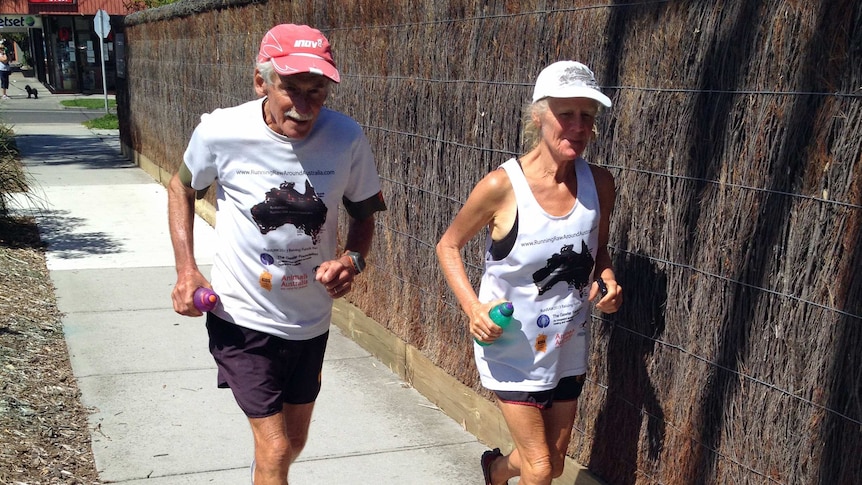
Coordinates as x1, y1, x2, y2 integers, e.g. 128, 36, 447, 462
257, 24, 340, 83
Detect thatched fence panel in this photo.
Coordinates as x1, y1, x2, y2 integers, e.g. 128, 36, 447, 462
119, 1, 861, 484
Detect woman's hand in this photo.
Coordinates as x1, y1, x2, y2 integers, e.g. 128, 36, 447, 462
468, 300, 506, 344
590, 278, 622, 313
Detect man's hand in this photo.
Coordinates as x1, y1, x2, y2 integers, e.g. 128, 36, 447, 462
172, 270, 210, 317
315, 256, 355, 299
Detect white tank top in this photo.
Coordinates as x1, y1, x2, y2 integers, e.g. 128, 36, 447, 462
475, 157, 600, 391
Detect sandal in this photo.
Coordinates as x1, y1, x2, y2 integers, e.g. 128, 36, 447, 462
481, 448, 503, 485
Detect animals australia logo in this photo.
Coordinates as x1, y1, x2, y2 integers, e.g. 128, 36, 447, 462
531, 241, 594, 296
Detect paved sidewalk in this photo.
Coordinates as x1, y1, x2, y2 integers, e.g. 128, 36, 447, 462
7, 74, 491, 484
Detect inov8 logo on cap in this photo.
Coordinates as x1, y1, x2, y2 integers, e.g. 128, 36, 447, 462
294, 39, 324, 48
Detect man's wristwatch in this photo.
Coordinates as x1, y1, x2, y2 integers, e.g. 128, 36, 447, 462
345, 251, 366, 274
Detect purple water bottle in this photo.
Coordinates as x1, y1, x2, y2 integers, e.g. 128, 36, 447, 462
193, 287, 219, 312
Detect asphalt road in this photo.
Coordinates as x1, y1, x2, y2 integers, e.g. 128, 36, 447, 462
0, 108, 106, 125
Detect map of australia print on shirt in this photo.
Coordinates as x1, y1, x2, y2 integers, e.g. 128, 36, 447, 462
251, 179, 328, 244
531, 240, 594, 296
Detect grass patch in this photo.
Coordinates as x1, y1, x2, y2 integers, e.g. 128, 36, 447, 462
59, 99, 119, 129
83, 114, 119, 130
60, 98, 117, 110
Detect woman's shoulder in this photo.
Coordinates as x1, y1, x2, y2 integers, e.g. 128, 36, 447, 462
586, 162, 616, 202
587, 162, 614, 184
464, 164, 515, 212
480, 163, 514, 191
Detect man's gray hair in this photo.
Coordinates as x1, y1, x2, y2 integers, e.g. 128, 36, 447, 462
256, 61, 334, 92
257, 61, 278, 85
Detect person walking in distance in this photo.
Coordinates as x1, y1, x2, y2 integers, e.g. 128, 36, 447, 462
436, 61, 622, 485
168, 24, 386, 485
0, 47, 11, 100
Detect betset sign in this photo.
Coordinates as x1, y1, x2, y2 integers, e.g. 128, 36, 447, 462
0, 16, 43, 30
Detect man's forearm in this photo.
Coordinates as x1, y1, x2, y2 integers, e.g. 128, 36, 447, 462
167, 173, 199, 274
343, 215, 375, 257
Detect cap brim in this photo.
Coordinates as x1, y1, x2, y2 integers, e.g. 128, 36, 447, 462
533, 86, 612, 107
270, 55, 340, 83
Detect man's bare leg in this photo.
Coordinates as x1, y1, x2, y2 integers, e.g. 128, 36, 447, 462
249, 402, 315, 485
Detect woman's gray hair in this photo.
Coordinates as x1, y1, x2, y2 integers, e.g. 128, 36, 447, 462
520, 99, 549, 151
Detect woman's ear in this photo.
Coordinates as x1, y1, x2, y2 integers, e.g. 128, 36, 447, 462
531, 110, 542, 129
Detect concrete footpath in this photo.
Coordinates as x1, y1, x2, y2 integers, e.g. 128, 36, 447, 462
5, 73, 491, 484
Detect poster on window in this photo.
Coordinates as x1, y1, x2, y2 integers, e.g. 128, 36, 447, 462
115, 33, 125, 78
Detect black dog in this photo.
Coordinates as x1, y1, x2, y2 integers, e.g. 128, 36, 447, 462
24, 85, 38, 99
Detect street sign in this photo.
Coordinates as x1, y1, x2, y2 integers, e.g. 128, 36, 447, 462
94, 9, 110, 39
93, 9, 110, 112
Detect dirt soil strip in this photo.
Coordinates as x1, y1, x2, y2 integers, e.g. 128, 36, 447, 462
0, 216, 101, 484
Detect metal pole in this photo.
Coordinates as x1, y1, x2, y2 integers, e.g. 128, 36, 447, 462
100, 38, 108, 113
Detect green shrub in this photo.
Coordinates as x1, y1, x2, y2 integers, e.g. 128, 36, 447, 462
0, 124, 26, 216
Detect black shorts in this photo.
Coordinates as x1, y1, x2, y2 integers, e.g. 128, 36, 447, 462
494, 374, 586, 410
206, 313, 329, 418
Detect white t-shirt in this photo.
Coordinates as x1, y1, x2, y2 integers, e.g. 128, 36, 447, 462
475, 158, 600, 392
183, 98, 382, 340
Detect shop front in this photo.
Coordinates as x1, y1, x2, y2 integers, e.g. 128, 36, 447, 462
42, 14, 119, 93
1, 0, 125, 94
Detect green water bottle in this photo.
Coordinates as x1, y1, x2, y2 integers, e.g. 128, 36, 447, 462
476, 301, 514, 346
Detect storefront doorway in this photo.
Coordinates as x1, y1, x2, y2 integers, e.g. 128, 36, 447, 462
44, 15, 116, 94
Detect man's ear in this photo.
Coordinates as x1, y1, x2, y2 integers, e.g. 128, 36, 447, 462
253, 68, 268, 97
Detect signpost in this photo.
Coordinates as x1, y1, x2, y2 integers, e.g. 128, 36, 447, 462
93, 9, 110, 113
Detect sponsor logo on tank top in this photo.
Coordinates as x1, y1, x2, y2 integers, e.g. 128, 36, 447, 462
535, 333, 547, 353
537, 314, 551, 328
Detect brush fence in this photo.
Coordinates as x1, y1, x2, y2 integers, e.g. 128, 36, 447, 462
121, 1, 861, 484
